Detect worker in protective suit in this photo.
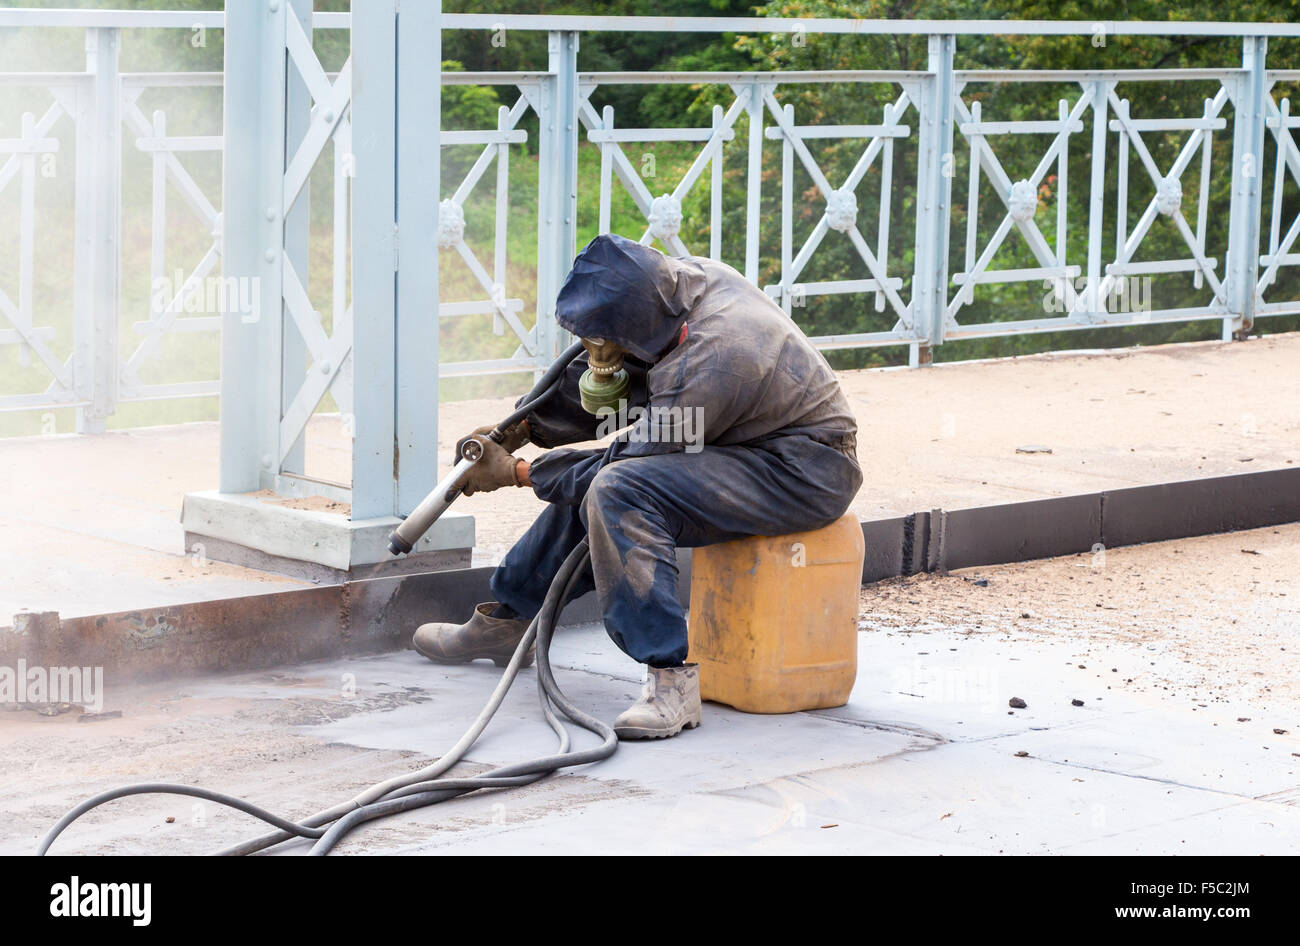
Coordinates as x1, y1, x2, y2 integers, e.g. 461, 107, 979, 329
414, 233, 861, 739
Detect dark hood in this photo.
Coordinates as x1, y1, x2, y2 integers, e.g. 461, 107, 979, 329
555, 234, 707, 363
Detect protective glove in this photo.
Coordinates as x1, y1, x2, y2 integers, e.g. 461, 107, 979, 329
456, 420, 529, 458
460, 435, 522, 496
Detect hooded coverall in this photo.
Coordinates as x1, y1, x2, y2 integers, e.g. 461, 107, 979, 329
491, 234, 862, 668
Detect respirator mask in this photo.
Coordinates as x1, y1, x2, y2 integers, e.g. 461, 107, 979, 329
578, 337, 630, 414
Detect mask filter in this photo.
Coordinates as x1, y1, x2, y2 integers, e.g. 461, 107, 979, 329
578, 337, 630, 414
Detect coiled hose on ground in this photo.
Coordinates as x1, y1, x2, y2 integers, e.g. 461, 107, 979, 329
38, 540, 607, 855
38, 341, 613, 856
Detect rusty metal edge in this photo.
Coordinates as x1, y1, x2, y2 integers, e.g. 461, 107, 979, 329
4, 468, 1296, 683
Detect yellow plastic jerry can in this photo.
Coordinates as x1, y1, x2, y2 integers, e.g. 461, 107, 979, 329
686, 512, 865, 714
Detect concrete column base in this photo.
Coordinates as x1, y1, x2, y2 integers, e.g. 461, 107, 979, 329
180, 490, 474, 583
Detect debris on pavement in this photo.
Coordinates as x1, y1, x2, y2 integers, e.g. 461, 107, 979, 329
77, 710, 123, 723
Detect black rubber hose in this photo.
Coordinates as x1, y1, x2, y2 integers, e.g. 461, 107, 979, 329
210, 514, 594, 857
35, 784, 327, 854
494, 340, 585, 434
306, 541, 605, 855
37, 539, 607, 856
37, 361, 599, 857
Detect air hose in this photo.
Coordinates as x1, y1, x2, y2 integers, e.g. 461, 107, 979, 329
38, 540, 606, 856
388, 340, 585, 555
38, 340, 615, 856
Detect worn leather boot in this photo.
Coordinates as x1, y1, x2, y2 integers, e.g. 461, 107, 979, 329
412, 603, 533, 668
613, 664, 702, 740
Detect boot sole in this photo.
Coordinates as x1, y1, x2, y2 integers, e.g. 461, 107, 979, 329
493, 654, 535, 669
413, 640, 534, 669
615, 716, 701, 741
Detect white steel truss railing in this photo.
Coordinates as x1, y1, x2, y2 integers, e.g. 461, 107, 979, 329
951, 92, 1086, 324
121, 74, 223, 404
0, 102, 69, 404
765, 87, 913, 337
585, 96, 738, 259
437, 97, 533, 378
274, 9, 353, 472
1, 11, 1298, 513
1260, 71, 1300, 317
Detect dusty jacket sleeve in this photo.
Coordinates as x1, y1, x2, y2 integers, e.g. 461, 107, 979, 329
519, 354, 650, 449
604, 340, 745, 460
526, 447, 607, 505
526, 341, 741, 501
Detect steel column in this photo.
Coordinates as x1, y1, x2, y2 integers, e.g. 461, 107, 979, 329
349, 2, 399, 519
281, 0, 312, 475
910, 34, 956, 363
219, 4, 287, 493
394, 1, 442, 512
534, 67, 556, 368
71, 42, 97, 429
744, 82, 763, 282
535, 30, 580, 364
79, 27, 120, 433
1083, 80, 1110, 320
1225, 36, 1268, 340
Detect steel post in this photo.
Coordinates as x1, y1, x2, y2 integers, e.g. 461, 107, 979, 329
910, 34, 956, 362
79, 27, 120, 433
395, 1, 442, 511
218, 3, 286, 492
1225, 36, 1268, 340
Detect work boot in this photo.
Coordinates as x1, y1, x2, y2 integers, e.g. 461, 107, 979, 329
412, 603, 533, 668
613, 664, 702, 740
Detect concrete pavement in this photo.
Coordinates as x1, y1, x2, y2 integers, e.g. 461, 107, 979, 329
6, 525, 1297, 855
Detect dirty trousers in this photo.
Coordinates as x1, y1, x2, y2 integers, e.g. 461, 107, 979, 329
489, 435, 862, 668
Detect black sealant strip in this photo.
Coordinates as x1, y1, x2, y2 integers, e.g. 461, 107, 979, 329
868, 465, 1300, 580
